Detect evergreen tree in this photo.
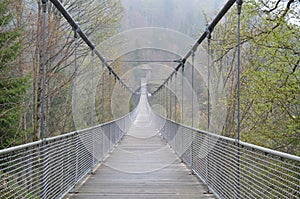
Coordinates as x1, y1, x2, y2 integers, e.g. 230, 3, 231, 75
0, 0, 27, 148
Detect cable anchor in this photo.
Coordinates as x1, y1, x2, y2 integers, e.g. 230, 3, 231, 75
205, 24, 212, 40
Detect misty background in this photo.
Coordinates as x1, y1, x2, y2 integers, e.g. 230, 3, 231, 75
121, 0, 226, 37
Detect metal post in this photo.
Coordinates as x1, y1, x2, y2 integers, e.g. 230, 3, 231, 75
236, 0, 243, 198
40, 1, 47, 198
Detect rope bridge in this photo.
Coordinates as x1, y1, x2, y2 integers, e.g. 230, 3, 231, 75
0, 0, 299, 198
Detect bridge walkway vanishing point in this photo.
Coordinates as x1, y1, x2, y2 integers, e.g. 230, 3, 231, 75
67, 92, 216, 199
1, 1, 300, 198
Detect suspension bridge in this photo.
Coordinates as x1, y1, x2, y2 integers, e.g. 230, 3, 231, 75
0, 0, 299, 199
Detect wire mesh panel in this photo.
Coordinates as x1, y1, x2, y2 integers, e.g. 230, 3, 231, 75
0, 141, 42, 199
239, 144, 300, 198
181, 127, 192, 167
153, 114, 300, 199
208, 137, 239, 198
0, 111, 137, 199
41, 135, 76, 199
191, 129, 208, 181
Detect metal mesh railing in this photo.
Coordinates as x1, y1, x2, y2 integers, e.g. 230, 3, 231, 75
150, 109, 300, 199
0, 109, 138, 199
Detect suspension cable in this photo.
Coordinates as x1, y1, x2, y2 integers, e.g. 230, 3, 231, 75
151, 0, 236, 96
40, 2, 47, 198
101, 63, 105, 123
207, 27, 211, 132
165, 84, 168, 117
174, 73, 177, 121
237, 0, 242, 144
236, 1, 243, 198
181, 67, 184, 165
91, 50, 95, 126
169, 80, 172, 119
107, 59, 179, 63
191, 50, 195, 128
72, 26, 79, 192
41, 0, 47, 141
181, 67, 184, 125
73, 27, 78, 131
159, 89, 162, 115
206, 25, 212, 194
49, 0, 133, 94
91, 49, 95, 170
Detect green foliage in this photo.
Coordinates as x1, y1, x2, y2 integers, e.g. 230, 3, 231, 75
0, 0, 20, 65
212, 0, 299, 155
0, 0, 28, 148
241, 4, 300, 154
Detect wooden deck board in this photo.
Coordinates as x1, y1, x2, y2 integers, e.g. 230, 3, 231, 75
67, 94, 216, 199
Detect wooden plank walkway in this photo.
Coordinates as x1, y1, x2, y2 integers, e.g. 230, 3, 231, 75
67, 94, 216, 199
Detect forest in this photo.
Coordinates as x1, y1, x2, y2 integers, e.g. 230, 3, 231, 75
0, 0, 299, 156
